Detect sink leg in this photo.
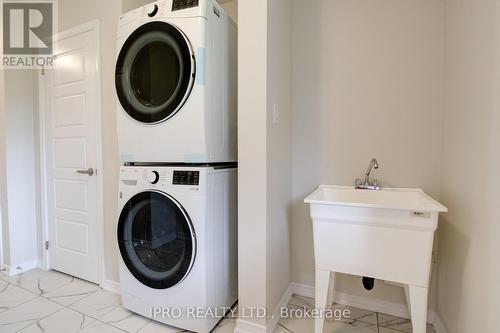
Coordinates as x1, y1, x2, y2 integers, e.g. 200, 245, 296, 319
326, 273, 336, 307
404, 284, 411, 316
408, 285, 428, 333
315, 269, 332, 333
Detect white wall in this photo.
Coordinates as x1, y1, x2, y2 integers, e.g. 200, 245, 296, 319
2, 70, 39, 270
266, 0, 292, 317
437, 0, 500, 332
237, 0, 268, 327
291, 0, 445, 307
237, 1, 292, 330
58, 0, 122, 283
0, 70, 9, 268
0, 68, 10, 265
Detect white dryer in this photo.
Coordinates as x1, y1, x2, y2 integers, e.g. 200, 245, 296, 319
117, 165, 238, 333
116, 0, 237, 163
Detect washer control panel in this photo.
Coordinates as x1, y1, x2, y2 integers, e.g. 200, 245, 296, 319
172, 0, 199, 11
173, 171, 200, 186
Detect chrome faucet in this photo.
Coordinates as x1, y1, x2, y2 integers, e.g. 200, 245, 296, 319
355, 158, 380, 190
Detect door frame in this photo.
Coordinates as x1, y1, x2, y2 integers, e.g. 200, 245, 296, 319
38, 20, 105, 286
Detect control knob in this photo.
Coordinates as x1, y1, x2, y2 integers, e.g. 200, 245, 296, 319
147, 4, 159, 17
148, 170, 160, 184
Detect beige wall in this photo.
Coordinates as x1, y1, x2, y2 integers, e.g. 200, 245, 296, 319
438, 0, 500, 332
58, 0, 122, 283
219, 0, 237, 23
122, 0, 152, 13
291, 0, 445, 306
266, 0, 292, 317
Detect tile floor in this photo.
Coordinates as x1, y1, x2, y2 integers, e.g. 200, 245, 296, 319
0, 269, 435, 333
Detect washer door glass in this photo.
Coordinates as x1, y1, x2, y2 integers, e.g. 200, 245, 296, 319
118, 191, 195, 289
115, 22, 194, 124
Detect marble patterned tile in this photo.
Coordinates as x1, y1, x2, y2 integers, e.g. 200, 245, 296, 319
70, 290, 122, 319
100, 306, 151, 332
0, 281, 38, 313
286, 296, 377, 326
274, 323, 294, 333
17, 308, 95, 333
137, 320, 185, 333
330, 304, 377, 326
378, 327, 436, 333
288, 295, 315, 309
2, 269, 75, 296
213, 318, 236, 333
378, 313, 436, 333
78, 320, 128, 333
42, 278, 101, 306
279, 314, 378, 333
0, 296, 63, 333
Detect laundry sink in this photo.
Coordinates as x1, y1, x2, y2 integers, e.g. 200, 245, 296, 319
304, 186, 447, 333
305, 185, 447, 216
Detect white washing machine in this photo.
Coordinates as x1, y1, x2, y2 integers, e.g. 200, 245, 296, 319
116, 0, 237, 164
117, 165, 238, 333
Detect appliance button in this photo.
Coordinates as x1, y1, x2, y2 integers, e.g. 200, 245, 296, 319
148, 4, 159, 17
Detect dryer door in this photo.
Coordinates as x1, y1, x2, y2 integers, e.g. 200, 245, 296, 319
118, 191, 196, 289
115, 21, 195, 124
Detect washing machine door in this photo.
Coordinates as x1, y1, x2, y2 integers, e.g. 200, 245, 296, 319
115, 21, 195, 124
118, 191, 196, 289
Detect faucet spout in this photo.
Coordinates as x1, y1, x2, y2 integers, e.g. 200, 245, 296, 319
356, 158, 381, 190
364, 158, 379, 185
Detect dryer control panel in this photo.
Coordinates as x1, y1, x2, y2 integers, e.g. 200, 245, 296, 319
172, 0, 199, 12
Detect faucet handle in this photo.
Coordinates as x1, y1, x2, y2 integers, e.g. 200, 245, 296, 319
371, 179, 380, 187
355, 178, 363, 187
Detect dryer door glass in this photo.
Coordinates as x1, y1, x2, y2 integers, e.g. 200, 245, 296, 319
116, 22, 194, 124
118, 191, 195, 289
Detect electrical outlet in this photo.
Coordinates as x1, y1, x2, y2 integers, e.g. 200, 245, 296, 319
272, 104, 279, 124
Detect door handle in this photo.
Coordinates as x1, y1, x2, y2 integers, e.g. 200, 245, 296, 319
77, 168, 95, 176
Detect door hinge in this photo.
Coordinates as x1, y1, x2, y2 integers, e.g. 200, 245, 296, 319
45, 241, 49, 250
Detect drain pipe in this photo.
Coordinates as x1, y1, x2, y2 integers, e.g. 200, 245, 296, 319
362, 277, 375, 290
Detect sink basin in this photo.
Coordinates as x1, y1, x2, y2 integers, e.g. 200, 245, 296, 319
304, 185, 447, 333
305, 185, 447, 212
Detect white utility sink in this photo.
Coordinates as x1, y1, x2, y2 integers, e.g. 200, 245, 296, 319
305, 186, 447, 333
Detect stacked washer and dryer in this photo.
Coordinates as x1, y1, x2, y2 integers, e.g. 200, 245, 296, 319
114, 1, 237, 332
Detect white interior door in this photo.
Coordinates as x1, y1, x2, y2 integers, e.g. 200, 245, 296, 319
42, 22, 102, 283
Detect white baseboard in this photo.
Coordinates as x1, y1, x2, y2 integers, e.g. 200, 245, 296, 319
235, 284, 293, 333
291, 283, 447, 333
101, 279, 121, 294
291, 282, 316, 298
234, 319, 268, 333
267, 284, 293, 332
3, 260, 38, 276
